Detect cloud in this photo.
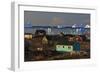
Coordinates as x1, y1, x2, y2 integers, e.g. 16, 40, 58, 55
51, 17, 64, 25
24, 11, 90, 26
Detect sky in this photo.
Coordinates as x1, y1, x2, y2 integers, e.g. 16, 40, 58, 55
24, 11, 90, 27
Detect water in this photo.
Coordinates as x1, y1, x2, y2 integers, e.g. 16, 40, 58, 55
24, 26, 90, 35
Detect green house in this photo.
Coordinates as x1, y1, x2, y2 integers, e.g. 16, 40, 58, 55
56, 45, 73, 52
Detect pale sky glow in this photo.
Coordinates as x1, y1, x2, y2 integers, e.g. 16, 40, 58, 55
24, 11, 90, 27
